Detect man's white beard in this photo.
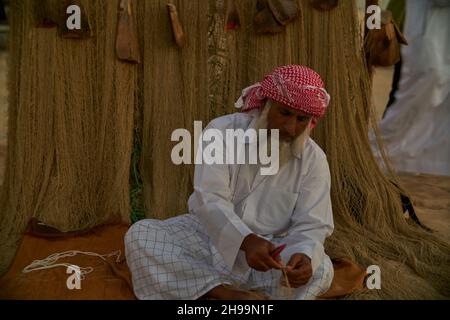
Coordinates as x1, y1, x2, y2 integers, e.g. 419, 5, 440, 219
253, 103, 311, 169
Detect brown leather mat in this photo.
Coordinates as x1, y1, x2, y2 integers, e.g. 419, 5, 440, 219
0, 220, 135, 300
0, 220, 366, 300
318, 258, 368, 299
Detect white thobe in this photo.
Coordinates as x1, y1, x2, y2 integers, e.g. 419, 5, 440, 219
370, 0, 450, 176
188, 111, 334, 275
125, 111, 334, 300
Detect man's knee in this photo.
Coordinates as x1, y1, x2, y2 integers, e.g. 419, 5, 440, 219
125, 220, 149, 252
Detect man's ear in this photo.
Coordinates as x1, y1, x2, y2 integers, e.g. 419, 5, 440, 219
310, 118, 318, 129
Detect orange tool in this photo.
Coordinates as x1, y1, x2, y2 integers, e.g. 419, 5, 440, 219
270, 244, 286, 258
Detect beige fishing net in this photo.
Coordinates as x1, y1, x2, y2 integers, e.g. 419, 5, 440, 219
137, 0, 210, 220
213, 0, 450, 299
1, 0, 449, 299
0, 0, 136, 272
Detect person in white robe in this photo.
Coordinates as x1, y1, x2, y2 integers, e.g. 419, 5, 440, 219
370, 0, 450, 176
125, 65, 335, 300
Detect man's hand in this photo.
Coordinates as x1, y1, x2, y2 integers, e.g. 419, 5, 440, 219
240, 234, 284, 272
282, 253, 313, 288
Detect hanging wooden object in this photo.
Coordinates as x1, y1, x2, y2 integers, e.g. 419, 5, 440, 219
364, 10, 408, 67
309, 0, 339, 11
116, 0, 141, 63
167, 3, 186, 48
364, 0, 378, 38
254, 0, 284, 35
224, 0, 241, 31
34, 0, 91, 38
59, 0, 91, 39
34, 0, 59, 28
266, 0, 299, 26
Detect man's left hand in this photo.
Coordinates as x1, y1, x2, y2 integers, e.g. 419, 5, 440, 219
283, 253, 313, 288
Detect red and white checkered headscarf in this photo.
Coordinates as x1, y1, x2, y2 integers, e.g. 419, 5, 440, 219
235, 65, 330, 119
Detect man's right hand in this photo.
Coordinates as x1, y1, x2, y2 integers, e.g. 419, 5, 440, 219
240, 234, 284, 272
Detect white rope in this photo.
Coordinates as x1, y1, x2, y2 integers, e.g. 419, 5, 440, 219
22, 250, 122, 280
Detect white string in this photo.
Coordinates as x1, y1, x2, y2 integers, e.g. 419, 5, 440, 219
22, 250, 122, 280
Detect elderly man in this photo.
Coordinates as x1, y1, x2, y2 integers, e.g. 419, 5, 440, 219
125, 65, 334, 300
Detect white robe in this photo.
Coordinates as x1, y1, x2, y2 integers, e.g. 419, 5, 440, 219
370, 0, 450, 176
125, 112, 334, 300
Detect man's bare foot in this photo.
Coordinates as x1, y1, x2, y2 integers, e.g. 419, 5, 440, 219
202, 285, 269, 300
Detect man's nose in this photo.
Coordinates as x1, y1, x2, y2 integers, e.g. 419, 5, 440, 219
283, 118, 297, 136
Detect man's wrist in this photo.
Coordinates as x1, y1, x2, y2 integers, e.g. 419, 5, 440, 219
298, 252, 311, 263
240, 233, 256, 251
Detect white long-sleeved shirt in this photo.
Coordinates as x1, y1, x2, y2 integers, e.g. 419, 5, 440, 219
188, 112, 334, 275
